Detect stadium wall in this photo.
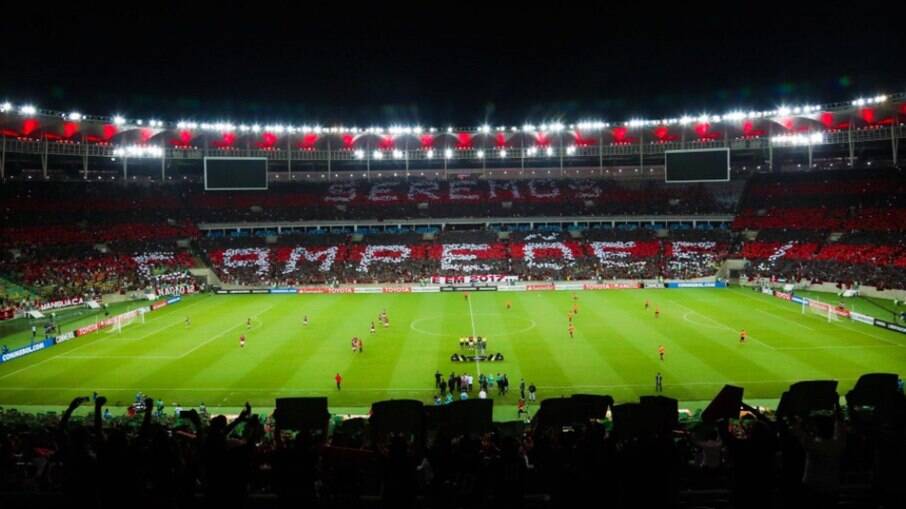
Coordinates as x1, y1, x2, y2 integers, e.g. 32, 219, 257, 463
740, 279, 906, 301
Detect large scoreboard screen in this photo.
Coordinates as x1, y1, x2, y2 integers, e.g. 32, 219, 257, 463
664, 148, 730, 182
204, 157, 268, 190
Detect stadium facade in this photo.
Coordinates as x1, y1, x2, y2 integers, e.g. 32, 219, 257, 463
0, 92, 903, 181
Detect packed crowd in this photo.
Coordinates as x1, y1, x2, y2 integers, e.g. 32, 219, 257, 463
200, 229, 728, 286
0, 179, 744, 226
0, 245, 197, 306
0, 376, 902, 508
739, 237, 906, 290
4, 168, 906, 296
733, 169, 906, 290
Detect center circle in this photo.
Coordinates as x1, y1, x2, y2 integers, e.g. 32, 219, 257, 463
410, 312, 537, 339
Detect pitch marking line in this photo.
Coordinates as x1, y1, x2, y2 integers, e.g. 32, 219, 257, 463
681, 312, 726, 330
0, 333, 110, 380
177, 305, 274, 358
0, 378, 861, 393
671, 301, 777, 350
467, 294, 481, 377
775, 345, 903, 351
752, 308, 818, 332
733, 289, 904, 347
0, 299, 223, 378
409, 314, 536, 338
109, 297, 214, 342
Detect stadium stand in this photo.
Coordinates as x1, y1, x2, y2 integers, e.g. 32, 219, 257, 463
198, 231, 725, 286
3, 168, 906, 313
734, 169, 906, 289
0, 377, 902, 508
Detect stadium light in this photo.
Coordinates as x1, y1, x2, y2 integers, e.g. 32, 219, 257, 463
499, 149, 507, 158
392, 149, 403, 159
20, 105, 37, 115
447, 127, 453, 133
426, 149, 434, 159
68, 112, 82, 121
771, 132, 824, 146
545, 147, 554, 157
480, 124, 490, 133
444, 148, 453, 159
373, 150, 384, 159
0, 102, 12, 112
522, 124, 535, 132
354, 149, 365, 159
476, 150, 485, 158
566, 146, 576, 155
526, 147, 538, 156
113, 145, 164, 158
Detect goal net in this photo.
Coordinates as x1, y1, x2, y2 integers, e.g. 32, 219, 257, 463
802, 298, 839, 323
106, 308, 146, 334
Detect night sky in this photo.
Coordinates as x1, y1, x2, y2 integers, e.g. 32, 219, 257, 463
1, 5, 902, 127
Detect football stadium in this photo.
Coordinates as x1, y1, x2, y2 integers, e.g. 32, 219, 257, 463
1, 16, 905, 508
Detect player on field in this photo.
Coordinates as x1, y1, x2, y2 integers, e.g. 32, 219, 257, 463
185, 317, 190, 328
240, 334, 246, 348
645, 299, 650, 311
568, 311, 573, 323
464, 292, 469, 300
303, 315, 308, 326
506, 300, 512, 310
568, 323, 575, 338
658, 344, 665, 360
247, 318, 252, 330
655, 306, 660, 319
739, 329, 747, 344
370, 321, 376, 334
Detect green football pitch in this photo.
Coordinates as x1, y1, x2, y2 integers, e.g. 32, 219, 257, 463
1, 288, 904, 412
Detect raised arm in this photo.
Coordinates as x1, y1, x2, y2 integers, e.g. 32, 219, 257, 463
225, 402, 252, 435
60, 396, 88, 431
93, 396, 108, 436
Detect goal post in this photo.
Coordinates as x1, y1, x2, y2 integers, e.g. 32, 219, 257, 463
807, 298, 838, 323
107, 309, 146, 334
